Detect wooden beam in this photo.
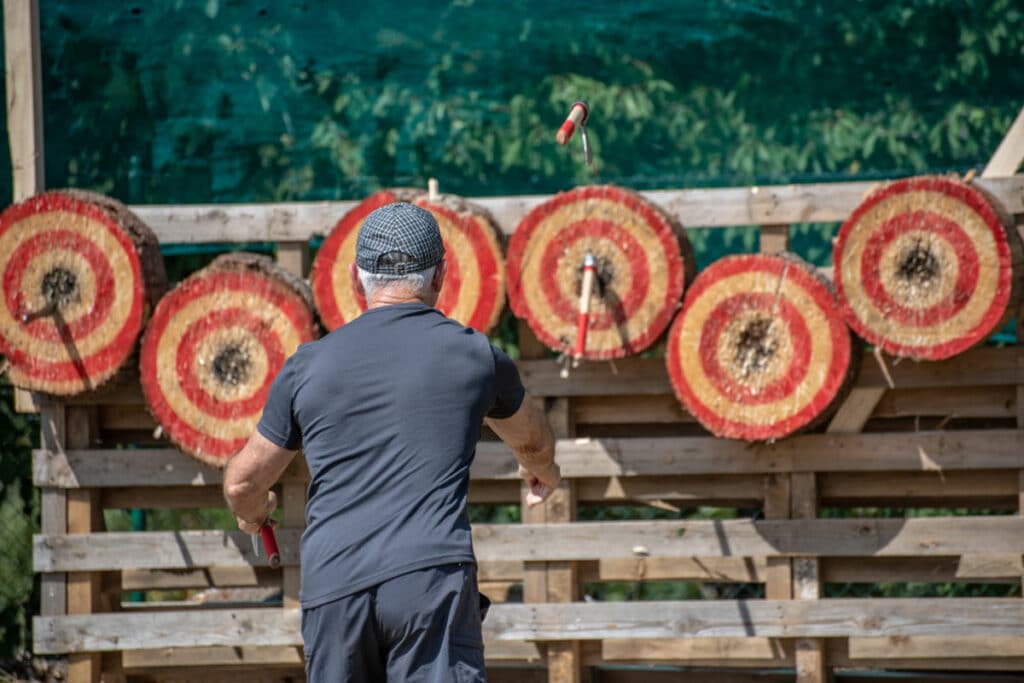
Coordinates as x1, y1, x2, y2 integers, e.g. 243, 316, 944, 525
518, 346, 1022, 397
34, 599, 1024, 654
849, 635, 1024, 660
4, 0, 44, 415
65, 407, 101, 683
36, 517, 1024, 572
983, 106, 1024, 177
127, 176, 1024, 243
34, 429, 1024, 488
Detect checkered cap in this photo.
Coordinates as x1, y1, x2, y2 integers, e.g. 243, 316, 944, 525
355, 202, 446, 275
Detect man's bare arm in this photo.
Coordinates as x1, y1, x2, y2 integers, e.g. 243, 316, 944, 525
485, 391, 560, 506
224, 431, 298, 534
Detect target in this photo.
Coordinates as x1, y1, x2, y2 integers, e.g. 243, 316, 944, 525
834, 176, 1021, 360
506, 185, 694, 359
140, 253, 317, 467
311, 189, 507, 334
667, 254, 856, 441
0, 190, 166, 395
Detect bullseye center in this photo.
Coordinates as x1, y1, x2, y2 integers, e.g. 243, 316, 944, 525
575, 255, 615, 298
212, 345, 251, 386
897, 244, 939, 289
733, 317, 777, 380
41, 267, 78, 308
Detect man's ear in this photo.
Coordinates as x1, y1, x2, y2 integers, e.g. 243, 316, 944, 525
432, 259, 447, 292
349, 263, 365, 298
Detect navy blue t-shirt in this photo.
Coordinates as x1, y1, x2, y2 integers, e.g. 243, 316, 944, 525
257, 302, 525, 608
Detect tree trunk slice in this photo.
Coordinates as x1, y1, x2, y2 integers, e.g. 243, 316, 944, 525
834, 176, 1023, 360
0, 190, 167, 395
140, 253, 318, 467
667, 253, 858, 441
311, 188, 507, 335
507, 185, 694, 359
414, 192, 506, 334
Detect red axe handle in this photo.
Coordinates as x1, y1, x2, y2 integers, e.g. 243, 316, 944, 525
260, 523, 281, 569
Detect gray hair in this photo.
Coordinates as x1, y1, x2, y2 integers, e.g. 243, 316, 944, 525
358, 266, 436, 299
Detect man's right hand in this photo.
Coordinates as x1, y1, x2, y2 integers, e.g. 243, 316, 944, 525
519, 462, 561, 507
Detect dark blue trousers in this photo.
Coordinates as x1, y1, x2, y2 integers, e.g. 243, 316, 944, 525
302, 562, 487, 683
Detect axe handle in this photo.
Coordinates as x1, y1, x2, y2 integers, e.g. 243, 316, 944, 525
259, 523, 281, 569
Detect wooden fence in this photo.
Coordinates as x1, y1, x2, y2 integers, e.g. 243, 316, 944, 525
8, 1, 1024, 681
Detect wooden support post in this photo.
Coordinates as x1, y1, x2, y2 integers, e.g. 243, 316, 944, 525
4, 0, 44, 414
763, 473, 792, 601
66, 406, 103, 683
39, 401, 67, 618
1017, 337, 1023, 594
275, 242, 310, 613
759, 224, 790, 254
791, 472, 825, 683
518, 321, 582, 683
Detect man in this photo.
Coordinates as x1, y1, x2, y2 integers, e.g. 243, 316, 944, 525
223, 202, 561, 683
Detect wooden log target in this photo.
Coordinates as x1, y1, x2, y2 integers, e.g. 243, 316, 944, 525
667, 254, 857, 441
311, 189, 506, 334
140, 253, 317, 467
507, 185, 694, 359
0, 190, 166, 395
834, 176, 1022, 360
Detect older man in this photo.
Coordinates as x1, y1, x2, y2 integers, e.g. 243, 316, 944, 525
223, 202, 560, 682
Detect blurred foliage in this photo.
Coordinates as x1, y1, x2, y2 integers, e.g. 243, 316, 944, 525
3, 0, 1024, 658
0, 379, 39, 656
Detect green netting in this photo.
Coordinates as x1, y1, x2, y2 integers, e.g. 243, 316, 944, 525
19, 0, 1023, 209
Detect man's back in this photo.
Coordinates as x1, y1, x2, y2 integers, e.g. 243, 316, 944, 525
259, 301, 521, 608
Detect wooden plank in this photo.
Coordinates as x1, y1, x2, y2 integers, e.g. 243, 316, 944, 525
35, 529, 300, 571
520, 347, 1022, 397
35, 608, 303, 653
42, 347, 1024, 404
983, 106, 1024, 177
485, 599, 1024, 641
99, 404, 155, 431
826, 387, 885, 432
122, 646, 303, 669
65, 407, 101, 683
3, 0, 43, 197
573, 395, 692, 424
128, 176, 1024, 243
574, 474, 763, 506
849, 635, 1024, 660
35, 599, 1024, 653
819, 470, 1017, 506
821, 555, 1023, 583
873, 385, 1016, 419
40, 517, 1024, 573
121, 567, 274, 591
101, 485, 227, 510
602, 638, 792, 663
35, 447, 308, 488
280, 470, 306, 609
38, 402, 67, 618
762, 474, 791, 601
4, 0, 44, 416
36, 429, 1024, 490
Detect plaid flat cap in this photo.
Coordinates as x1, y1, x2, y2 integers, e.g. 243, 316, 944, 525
355, 202, 446, 275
